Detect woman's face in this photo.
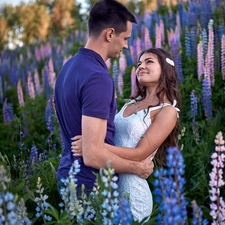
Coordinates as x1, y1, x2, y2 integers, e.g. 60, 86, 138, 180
135, 52, 161, 86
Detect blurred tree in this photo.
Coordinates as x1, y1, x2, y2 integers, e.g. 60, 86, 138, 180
0, 16, 10, 50
50, 0, 77, 36
18, 3, 50, 44
0, 4, 21, 49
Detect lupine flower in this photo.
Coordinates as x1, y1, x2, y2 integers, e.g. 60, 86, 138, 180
190, 90, 200, 143
130, 66, 136, 96
0, 76, 3, 104
27, 72, 35, 99
209, 131, 225, 224
153, 147, 188, 225
34, 177, 52, 222
190, 26, 197, 57
34, 69, 42, 95
43, 66, 52, 99
191, 200, 208, 225
155, 23, 162, 48
17, 79, 24, 106
30, 144, 39, 165
202, 78, 212, 119
185, 28, 191, 57
202, 29, 208, 58
207, 19, 215, 86
3, 99, 14, 123
221, 35, 225, 80
113, 198, 133, 225
95, 163, 120, 225
60, 160, 88, 223
197, 42, 204, 80
144, 27, 152, 49
112, 61, 119, 92
0, 166, 31, 225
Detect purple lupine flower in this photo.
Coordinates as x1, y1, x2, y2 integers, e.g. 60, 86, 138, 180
190, 26, 197, 57
221, 35, 225, 80
190, 90, 200, 143
168, 29, 184, 82
3, 99, 13, 123
202, 78, 212, 119
197, 42, 204, 80
185, 28, 191, 57
0, 76, 3, 104
113, 198, 133, 225
30, 144, 39, 164
202, 29, 208, 58
43, 66, 52, 99
45, 98, 54, 134
153, 147, 188, 225
207, 19, 215, 86
209, 131, 225, 224
191, 200, 208, 225
17, 79, 24, 106
27, 72, 35, 99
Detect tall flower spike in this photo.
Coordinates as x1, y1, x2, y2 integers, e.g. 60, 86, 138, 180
221, 35, 225, 80
153, 147, 188, 225
209, 131, 225, 224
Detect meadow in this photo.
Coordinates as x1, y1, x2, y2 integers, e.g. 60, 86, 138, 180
0, 0, 225, 224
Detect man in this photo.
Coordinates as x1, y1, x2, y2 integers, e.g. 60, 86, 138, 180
54, 0, 154, 197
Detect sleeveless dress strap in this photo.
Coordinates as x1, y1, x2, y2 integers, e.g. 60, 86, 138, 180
150, 99, 180, 118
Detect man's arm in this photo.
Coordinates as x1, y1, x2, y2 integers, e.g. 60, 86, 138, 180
104, 106, 178, 161
81, 115, 154, 179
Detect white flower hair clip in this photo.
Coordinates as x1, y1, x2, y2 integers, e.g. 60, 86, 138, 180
166, 58, 174, 66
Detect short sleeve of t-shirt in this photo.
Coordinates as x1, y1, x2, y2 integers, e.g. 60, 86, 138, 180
81, 72, 113, 119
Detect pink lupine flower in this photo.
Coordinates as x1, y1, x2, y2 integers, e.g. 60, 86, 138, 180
27, 72, 35, 99
105, 59, 111, 69
209, 131, 225, 224
160, 19, 165, 45
130, 66, 136, 96
117, 72, 123, 96
34, 69, 42, 95
144, 27, 152, 49
197, 42, 204, 80
119, 53, 127, 75
155, 23, 162, 48
17, 79, 24, 106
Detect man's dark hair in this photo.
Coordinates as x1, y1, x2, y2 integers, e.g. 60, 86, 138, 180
88, 0, 137, 37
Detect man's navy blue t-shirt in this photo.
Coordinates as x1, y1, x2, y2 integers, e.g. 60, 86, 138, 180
54, 48, 117, 188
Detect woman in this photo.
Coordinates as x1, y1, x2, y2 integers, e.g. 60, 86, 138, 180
72, 48, 181, 223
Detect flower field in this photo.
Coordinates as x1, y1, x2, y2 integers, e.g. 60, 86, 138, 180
0, 0, 225, 224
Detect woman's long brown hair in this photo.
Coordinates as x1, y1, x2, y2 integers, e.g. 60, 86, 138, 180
131, 48, 181, 166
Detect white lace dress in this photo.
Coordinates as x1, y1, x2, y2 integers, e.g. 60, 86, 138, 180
114, 99, 179, 223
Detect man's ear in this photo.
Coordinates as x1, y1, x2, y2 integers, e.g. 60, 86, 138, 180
105, 28, 114, 42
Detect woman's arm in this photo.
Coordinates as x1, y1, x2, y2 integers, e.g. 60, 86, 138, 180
72, 106, 178, 161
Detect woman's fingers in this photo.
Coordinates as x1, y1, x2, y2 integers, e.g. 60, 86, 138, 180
71, 135, 82, 141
